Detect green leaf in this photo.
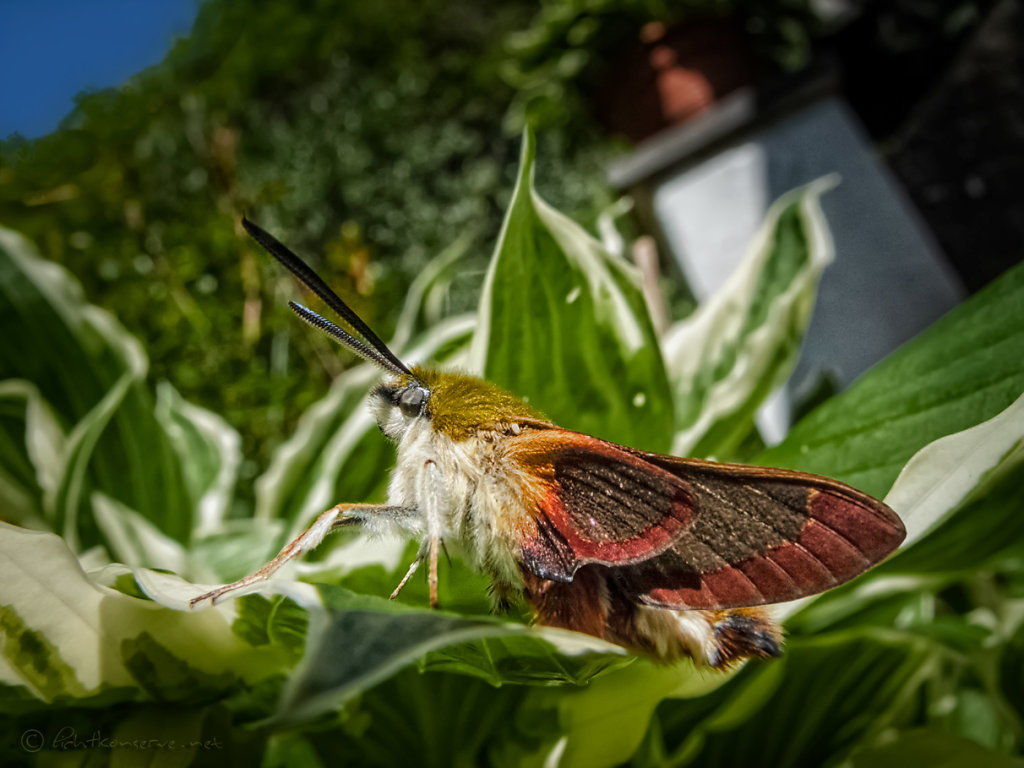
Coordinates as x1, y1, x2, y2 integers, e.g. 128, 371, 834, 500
0, 522, 289, 712
513, 659, 730, 768
420, 630, 630, 688
640, 628, 941, 768
273, 584, 634, 727
0, 226, 192, 546
0, 380, 64, 528
269, 668, 530, 768
882, 392, 1024, 573
783, 392, 1024, 627
332, 537, 496, 617
665, 178, 836, 459
273, 598, 521, 726
155, 382, 241, 535
757, 261, 1024, 499
847, 729, 1024, 768
108, 707, 207, 768
1000, 618, 1024, 723
470, 128, 674, 452
231, 594, 309, 664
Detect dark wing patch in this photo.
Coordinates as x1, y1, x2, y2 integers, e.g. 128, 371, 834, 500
510, 431, 695, 582
511, 430, 906, 609
617, 452, 905, 609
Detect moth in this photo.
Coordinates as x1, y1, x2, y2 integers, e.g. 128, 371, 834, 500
191, 219, 906, 668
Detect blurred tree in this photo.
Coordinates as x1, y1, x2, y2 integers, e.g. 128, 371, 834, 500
0, 0, 614, 508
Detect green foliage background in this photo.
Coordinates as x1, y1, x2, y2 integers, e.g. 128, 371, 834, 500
0, 0, 617, 501
1, 2, 1024, 767
0, 0, 877, 494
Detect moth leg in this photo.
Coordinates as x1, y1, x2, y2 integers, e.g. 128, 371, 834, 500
428, 534, 440, 609
439, 539, 452, 567
189, 503, 413, 607
390, 555, 423, 600
488, 580, 519, 615
417, 459, 445, 610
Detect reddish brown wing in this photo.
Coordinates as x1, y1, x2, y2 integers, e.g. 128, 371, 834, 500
506, 430, 696, 581
506, 428, 906, 610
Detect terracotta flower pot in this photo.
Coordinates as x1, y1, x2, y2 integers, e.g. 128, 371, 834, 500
596, 17, 753, 143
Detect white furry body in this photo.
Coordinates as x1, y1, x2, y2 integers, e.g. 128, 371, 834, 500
379, 417, 529, 592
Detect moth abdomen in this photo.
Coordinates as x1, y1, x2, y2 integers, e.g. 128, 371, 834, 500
705, 609, 783, 668
518, 561, 782, 668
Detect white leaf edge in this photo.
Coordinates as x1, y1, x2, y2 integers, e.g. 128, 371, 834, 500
0, 379, 66, 525
92, 490, 189, 574
664, 177, 837, 456
0, 522, 285, 699
133, 564, 324, 613
777, 390, 1024, 619
885, 390, 1024, 547
155, 381, 242, 536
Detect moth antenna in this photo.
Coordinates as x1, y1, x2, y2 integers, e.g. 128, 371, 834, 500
242, 217, 412, 376
290, 302, 409, 375
440, 539, 452, 568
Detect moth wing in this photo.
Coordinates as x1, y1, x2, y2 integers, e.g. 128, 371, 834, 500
506, 428, 906, 610
505, 429, 696, 581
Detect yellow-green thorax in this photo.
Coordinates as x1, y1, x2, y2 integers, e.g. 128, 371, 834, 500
411, 367, 546, 440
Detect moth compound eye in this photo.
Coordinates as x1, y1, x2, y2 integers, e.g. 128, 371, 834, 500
398, 386, 428, 418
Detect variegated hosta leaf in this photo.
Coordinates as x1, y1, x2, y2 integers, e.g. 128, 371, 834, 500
0, 226, 192, 547
269, 585, 634, 727
389, 230, 476, 351
664, 178, 836, 459
155, 381, 242, 536
51, 315, 148, 552
885, 390, 1024, 557
776, 392, 1024, 622
133, 556, 322, 612
0, 522, 289, 712
253, 363, 382, 529
93, 490, 284, 585
0, 380, 65, 529
470, 128, 675, 453
92, 491, 189, 574
757, 260, 1024, 501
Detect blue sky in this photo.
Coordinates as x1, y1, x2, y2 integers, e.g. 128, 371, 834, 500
0, 0, 199, 139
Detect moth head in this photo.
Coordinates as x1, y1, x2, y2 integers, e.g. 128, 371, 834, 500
370, 376, 432, 442
372, 367, 547, 442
